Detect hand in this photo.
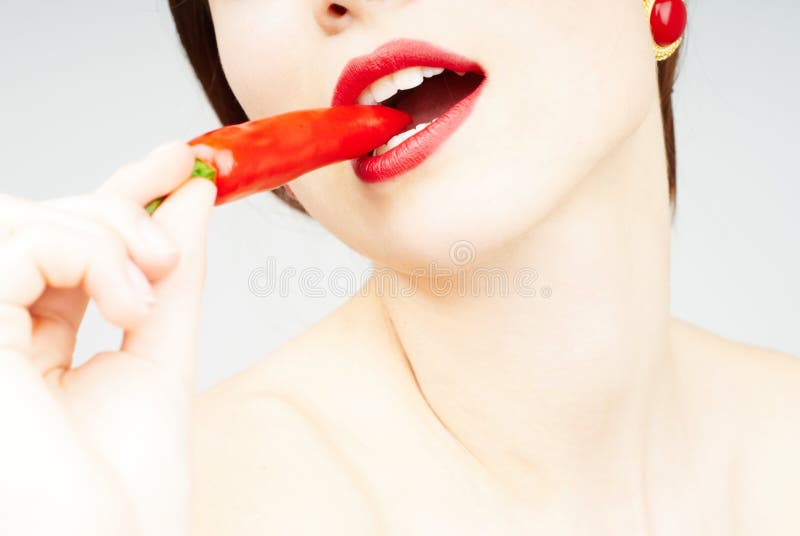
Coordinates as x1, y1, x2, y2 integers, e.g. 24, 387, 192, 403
0, 141, 216, 536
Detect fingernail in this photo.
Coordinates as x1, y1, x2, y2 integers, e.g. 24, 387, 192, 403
126, 260, 156, 307
137, 218, 178, 258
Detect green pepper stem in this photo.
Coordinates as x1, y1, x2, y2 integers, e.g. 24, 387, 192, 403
145, 158, 217, 215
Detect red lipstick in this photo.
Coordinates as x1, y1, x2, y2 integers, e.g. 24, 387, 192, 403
332, 39, 486, 183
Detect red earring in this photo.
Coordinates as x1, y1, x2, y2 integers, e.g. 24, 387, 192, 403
644, 0, 687, 61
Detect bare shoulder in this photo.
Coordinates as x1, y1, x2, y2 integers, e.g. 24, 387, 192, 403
191, 294, 406, 535
670, 318, 800, 533
670, 317, 800, 412
192, 386, 376, 535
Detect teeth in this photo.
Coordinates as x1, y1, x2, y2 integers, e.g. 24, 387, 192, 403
357, 88, 377, 105
422, 66, 445, 78
369, 77, 398, 102
372, 122, 435, 156
357, 65, 446, 104
387, 129, 417, 149
392, 67, 424, 91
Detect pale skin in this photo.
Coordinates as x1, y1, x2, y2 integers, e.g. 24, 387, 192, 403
1, 0, 798, 535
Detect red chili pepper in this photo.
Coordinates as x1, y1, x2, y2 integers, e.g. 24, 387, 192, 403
146, 105, 411, 214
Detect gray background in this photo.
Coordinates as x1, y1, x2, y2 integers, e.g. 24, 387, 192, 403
1, 1, 797, 390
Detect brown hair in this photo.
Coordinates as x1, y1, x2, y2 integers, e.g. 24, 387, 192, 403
168, 0, 680, 213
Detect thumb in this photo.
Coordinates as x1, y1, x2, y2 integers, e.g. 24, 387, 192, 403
121, 177, 216, 387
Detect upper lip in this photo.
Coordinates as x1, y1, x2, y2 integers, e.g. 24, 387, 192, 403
331, 38, 485, 107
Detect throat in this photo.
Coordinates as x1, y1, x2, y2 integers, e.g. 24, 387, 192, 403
363, 125, 677, 488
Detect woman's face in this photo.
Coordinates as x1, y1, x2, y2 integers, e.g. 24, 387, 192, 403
209, 0, 659, 271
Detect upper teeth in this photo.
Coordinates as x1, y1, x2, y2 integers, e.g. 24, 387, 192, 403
357, 66, 446, 105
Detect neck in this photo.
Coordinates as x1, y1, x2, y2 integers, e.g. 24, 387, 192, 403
372, 99, 680, 499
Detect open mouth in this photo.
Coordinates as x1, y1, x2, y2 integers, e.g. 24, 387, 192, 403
358, 68, 485, 156
332, 39, 487, 183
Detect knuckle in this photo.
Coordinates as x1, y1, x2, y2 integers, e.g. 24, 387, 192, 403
90, 196, 150, 249
38, 196, 98, 230
58, 199, 127, 243
92, 191, 138, 222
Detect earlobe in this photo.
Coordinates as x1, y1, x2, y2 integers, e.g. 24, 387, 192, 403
644, 0, 687, 61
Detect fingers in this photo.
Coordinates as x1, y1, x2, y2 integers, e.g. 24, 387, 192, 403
51, 141, 196, 281
44, 194, 180, 281
28, 288, 88, 376
0, 140, 210, 387
0, 220, 155, 331
121, 176, 216, 386
9, 186, 182, 374
97, 140, 196, 208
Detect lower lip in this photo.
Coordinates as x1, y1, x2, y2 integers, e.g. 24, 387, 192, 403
353, 78, 486, 184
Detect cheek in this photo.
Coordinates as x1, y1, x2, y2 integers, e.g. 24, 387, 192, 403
499, 0, 656, 166
431, 1, 657, 233
211, 2, 317, 118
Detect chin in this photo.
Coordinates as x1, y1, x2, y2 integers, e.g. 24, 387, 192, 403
290, 33, 654, 275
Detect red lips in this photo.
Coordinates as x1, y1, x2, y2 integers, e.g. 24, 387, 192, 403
332, 39, 487, 183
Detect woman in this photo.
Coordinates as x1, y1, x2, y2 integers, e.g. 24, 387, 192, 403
1, 0, 797, 534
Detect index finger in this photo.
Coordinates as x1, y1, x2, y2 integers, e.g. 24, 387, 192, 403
96, 141, 196, 208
